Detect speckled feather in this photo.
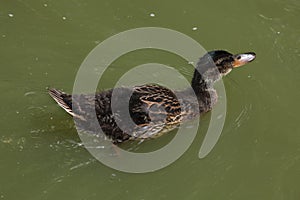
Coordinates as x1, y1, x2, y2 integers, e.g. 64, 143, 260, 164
49, 84, 209, 143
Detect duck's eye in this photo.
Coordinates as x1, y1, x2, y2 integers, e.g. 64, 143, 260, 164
237, 56, 241, 60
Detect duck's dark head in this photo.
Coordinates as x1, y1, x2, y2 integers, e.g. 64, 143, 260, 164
210, 50, 256, 76
192, 50, 256, 90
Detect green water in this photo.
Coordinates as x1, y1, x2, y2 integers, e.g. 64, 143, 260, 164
1, 0, 300, 199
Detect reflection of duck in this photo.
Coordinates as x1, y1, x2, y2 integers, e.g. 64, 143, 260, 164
49, 50, 256, 143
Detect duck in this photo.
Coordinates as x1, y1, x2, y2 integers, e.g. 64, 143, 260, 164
49, 50, 256, 143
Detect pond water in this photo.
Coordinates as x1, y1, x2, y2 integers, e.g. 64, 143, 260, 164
1, 0, 300, 199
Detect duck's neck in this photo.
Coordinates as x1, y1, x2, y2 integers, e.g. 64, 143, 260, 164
191, 69, 214, 94
190, 70, 218, 113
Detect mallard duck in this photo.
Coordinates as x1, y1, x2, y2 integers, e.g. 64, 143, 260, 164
49, 50, 256, 143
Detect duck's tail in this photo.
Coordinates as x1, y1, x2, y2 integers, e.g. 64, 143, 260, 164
48, 88, 74, 116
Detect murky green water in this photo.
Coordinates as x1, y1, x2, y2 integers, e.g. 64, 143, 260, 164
1, 0, 300, 199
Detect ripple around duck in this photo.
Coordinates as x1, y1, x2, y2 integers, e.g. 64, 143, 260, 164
224, 79, 253, 132
234, 103, 252, 130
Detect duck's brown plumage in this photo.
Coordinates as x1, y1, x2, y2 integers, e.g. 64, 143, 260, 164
49, 84, 205, 143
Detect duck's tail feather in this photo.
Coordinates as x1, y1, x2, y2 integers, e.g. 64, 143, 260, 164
48, 88, 74, 116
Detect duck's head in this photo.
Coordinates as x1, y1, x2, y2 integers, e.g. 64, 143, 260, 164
193, 50, 256, 87
209, 50, 256, 76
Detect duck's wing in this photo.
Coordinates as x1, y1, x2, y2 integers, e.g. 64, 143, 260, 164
128, 84, 183, 139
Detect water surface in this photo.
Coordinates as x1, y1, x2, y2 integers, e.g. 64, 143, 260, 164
1, 0, 300, 199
